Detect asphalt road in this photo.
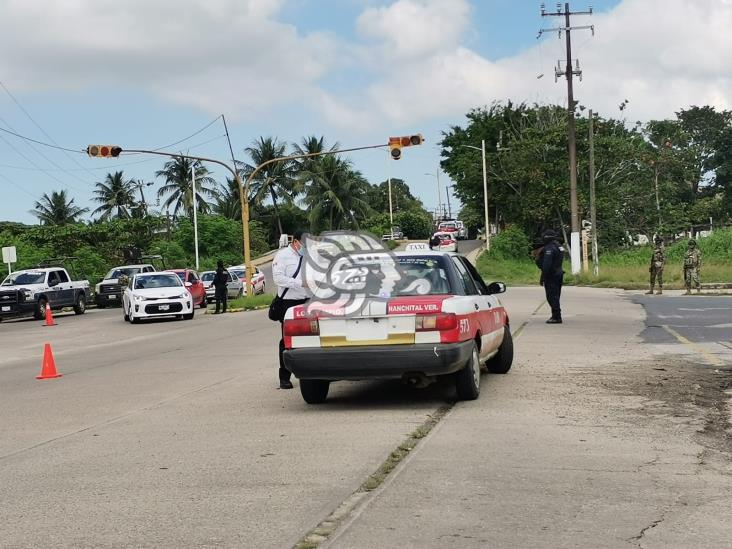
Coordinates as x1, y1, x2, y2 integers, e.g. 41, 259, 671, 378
633, 294, 732, 366
2, 267, 729, 547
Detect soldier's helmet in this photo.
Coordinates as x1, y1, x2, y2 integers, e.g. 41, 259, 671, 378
688, 239, 697, 247
654, 236, 663, 245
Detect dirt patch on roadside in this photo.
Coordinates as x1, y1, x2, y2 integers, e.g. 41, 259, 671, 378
576, 358, 732, 457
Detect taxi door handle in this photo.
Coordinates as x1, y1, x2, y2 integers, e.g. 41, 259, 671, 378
474, 303, 479, 310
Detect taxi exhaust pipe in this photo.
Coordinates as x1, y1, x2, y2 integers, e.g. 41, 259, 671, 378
402, 373, 434, 389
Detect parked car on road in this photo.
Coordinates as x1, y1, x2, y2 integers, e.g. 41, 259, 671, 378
95, 264, 156, 308
200, 270, 244, 302
171, 269, 207, 309
0, 267, 90, 321
228, 265, 266, 294
122, 271, 195, 323
282, 250, 512, 404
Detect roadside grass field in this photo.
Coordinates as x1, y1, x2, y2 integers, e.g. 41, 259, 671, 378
477, 228, 732, 289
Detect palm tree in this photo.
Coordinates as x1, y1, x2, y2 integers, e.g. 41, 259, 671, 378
213, 177, 242, 220
156, 156, 217, 219
31, 190, 89, 225
92, 171, 136, 220
303, 155, 372, 232
238, 137, 297, 235
292, 135, 339, 194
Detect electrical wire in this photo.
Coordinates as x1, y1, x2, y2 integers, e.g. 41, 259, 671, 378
0, 171, 39, 199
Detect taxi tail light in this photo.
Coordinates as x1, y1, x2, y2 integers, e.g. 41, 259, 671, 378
416, 313, 457, 332
283, 317, 320, 336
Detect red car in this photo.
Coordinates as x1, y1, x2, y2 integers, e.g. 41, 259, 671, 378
171, 269, 207, 309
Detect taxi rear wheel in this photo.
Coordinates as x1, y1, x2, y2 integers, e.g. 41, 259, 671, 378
455, 342, 480, 400
486, 327, 513, 374
300, 379, 330, 404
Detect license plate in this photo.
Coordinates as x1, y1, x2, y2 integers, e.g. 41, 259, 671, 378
1, 306, 10, 311
108, 295, 116, 299
346, 318, 387, 341
158, 304, 170, 311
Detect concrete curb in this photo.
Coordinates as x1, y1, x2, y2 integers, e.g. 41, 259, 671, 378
465, 246, 483, 266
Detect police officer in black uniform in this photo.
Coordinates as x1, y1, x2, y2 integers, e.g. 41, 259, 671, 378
537, 229, 564, 324
213, 259, 229, 314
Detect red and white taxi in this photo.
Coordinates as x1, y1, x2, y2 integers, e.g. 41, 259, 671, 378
431, 231, 459, 253
282, 251, 513, 404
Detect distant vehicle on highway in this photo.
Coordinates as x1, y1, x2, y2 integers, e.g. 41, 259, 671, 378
95, 264, 156, 308
201, 270, 244, 302
437, 220, 463, 239
228, 265, 266, 294
431, 231, 459, 253
454, 220, 468, 240
282, 250, 512, 404
122, 271, 195, 323
0, 266, 90, 321
170, 269, 207, 309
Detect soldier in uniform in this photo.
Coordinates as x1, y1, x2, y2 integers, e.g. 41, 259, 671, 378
646, 236, 666, 295
683, 239, 702, 295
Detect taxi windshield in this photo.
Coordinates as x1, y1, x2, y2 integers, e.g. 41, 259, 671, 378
200, 272, 215, 282
134, 274, 182, 290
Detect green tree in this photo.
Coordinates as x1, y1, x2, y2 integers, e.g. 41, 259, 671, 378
302, 155, 372, 232
156, 156, 217, 220
92, 171, 136, 220
213, 177, 242, 220
239, 136, 297, 236
31, 190, 88, 226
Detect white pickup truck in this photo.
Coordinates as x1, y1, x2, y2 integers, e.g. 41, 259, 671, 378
0, 267, 90, 321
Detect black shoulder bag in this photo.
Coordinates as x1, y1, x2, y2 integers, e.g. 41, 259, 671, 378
268, 256, 303, 321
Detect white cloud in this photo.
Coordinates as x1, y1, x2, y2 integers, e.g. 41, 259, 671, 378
319, 0, 732, 131
356, 0, 472, 59
3, 0, 732, 131
0, 0, 333, 118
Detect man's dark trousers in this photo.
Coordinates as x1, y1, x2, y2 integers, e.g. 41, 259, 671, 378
278, 298, 308, 382
544, 274, 563, 320
215, 288, 227, 313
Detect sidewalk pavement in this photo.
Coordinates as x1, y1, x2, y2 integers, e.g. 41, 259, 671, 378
324, 287, 732, 548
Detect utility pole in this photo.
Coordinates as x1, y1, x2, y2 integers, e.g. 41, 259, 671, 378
588, 109, 599, 276
540, 2, 593, 275
445, 185, 452, 219
191, 164, 200, 270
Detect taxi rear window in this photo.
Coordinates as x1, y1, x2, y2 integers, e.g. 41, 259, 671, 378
394, 256, 451, 295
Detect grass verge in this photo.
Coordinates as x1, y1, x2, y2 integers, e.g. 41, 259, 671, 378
206, 293, 272, 312
477, 253, 732, 289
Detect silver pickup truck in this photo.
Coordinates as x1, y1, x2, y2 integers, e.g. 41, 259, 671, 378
0, 267, 90, 321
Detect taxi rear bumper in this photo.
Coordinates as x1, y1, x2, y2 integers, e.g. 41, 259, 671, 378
283, 341, 473, 381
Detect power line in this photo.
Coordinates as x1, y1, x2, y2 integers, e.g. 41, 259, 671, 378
0, 80, 100, 181
0, 171, 39, 199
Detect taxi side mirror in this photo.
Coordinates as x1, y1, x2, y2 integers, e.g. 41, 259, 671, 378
487, 282, 506, 294
184, 281, 192, 288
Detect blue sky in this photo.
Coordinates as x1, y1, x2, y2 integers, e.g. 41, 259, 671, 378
1, 0, 727, 224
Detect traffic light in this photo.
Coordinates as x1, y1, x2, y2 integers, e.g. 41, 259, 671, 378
388, 134, 424, 160
87, 145, 122, 158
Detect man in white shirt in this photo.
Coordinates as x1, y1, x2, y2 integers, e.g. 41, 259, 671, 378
272, 229, 309, 389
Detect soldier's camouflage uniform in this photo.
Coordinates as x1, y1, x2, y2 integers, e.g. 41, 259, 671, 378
646, 241, 666, 295
683, 241, 702, 294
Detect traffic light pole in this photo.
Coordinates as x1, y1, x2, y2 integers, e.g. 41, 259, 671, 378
119, 142, 396, 296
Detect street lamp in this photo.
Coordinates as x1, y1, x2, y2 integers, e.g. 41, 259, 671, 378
132, 180, 154, 217
459, 140, 490, 251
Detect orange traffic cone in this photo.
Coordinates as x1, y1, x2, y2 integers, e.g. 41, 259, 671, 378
36, 343, 62, 379
44, 304, 55, 327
